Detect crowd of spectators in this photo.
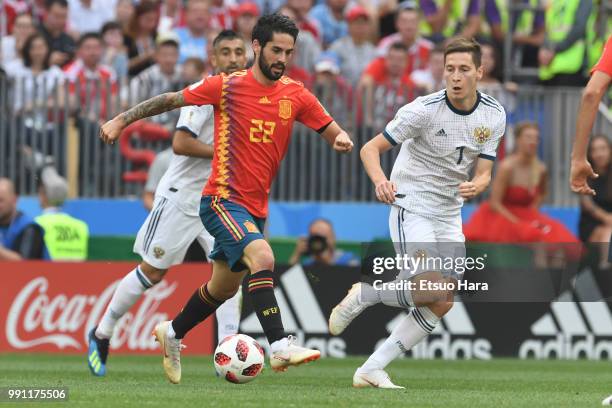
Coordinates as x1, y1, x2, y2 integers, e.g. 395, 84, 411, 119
2, 0, 609, 122
0, 0, 610, 197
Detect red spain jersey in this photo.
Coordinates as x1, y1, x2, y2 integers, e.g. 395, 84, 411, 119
593, 35, 612, 77
183, 69, 333, 218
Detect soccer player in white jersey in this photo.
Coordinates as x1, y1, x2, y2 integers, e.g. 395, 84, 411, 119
329, 38, 506, 388
87, 31, 248, 377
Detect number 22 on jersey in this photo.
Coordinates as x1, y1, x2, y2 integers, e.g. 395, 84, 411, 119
250, 119, 276, 143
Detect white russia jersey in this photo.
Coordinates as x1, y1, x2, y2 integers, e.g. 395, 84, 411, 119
384, 90, 506, 220
156, 104, 214, 216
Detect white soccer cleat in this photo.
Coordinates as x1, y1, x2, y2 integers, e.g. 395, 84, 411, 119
270, 335, 321, 372
603, 395, 612, 405
152, 321, 184, 384
329, 283, 370, 335
353, 368, 405, 389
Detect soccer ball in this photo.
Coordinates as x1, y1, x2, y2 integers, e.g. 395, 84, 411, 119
213, 334, 265, 384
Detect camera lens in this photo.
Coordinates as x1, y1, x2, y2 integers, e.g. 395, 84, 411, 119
307, 235, 328, 255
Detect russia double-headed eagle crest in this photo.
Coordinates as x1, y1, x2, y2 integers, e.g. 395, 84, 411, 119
153, 247, 165, 259
473, 126, 492, 144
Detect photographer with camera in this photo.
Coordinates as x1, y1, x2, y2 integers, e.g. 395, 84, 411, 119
289, 218, 359, 266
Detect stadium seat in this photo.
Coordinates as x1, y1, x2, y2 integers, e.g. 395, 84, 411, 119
119, 122, 172, 184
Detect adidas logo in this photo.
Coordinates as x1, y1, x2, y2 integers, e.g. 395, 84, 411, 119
382, 301, 492, 360
241, 265, 346, 357
435, 129, 447, 137
519, 269, 612, 360
258, 96, 271, 104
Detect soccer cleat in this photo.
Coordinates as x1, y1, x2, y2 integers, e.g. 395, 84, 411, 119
353, 369, 405, 389
152, 321, 185, 384
270, 335, 320, 372
329, 283, 370, 336
87, 327, 109, 377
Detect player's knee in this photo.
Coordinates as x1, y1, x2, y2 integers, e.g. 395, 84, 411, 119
250, 250, 275, 272
139, 262, 167, 284
145, 269, 167, 284
208, 282, 240, 301
243, 240, 275, 272
412, 275, 448, 305
428, 289, 448, 306
429, 297, 453, 317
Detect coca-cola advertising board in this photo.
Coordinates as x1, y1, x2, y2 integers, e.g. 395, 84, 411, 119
0, 262, 214, 354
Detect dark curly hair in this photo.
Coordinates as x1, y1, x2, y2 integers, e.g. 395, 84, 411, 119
251, 13, 299, 49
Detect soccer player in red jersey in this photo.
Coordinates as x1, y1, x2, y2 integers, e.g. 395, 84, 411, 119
570, 34, 612, 195
99, 14, 353, 383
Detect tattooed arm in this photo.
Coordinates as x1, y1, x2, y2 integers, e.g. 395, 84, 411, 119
121, 91, 186, 125
99, 91, 186, 144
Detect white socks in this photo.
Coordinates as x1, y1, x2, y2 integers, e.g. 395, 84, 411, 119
96, 266, 153, 339
215, 290, 242, 344
270, 337, 289, 353
359, 281, 414, 308
167, 321, 177, 339
360, 306, 440, 372
359, 282, 380, 304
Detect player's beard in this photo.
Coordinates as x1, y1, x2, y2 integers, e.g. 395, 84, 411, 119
259, 52, 285, 81
225, 64, 240, 74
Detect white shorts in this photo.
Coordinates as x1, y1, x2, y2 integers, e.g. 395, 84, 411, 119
134, 196, 214, 269
389, 205, 466, 279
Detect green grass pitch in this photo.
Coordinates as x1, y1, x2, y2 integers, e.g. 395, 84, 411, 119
2, 354, 611, 407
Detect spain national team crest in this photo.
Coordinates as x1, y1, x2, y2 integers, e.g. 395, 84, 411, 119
153, 247, 165, 259
473, 126, 492, 144
243, 221, 260, 234
278, 100, 292, 120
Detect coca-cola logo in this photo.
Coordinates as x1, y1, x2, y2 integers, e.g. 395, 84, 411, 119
6, 277, 177, 350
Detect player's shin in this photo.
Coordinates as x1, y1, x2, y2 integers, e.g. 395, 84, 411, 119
96, 265, 155, 339
171, 283, 223, 339
247, 270, 285, 350
360, 306, 440, 372
376, 279, 414, 308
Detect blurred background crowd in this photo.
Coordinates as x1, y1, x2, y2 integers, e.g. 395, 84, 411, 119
2, 0, 610, 139
3, 0, 611, 89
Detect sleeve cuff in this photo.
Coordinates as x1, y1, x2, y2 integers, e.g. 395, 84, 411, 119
316, 120, 333, 134
181, 89, 193, 105
176, 125, 199, 138
383, 130, 398, 146
478, 153, 496, 161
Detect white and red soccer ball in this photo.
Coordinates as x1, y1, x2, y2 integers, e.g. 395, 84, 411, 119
214, 334, 265, 384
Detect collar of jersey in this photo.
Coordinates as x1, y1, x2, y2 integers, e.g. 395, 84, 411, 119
247, 68, 280, 89
444, 90, 481, 116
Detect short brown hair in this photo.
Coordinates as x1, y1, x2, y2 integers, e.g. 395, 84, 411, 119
444, 37, 482, 67
183, 57, 206, 75
514, 121, 539, 139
